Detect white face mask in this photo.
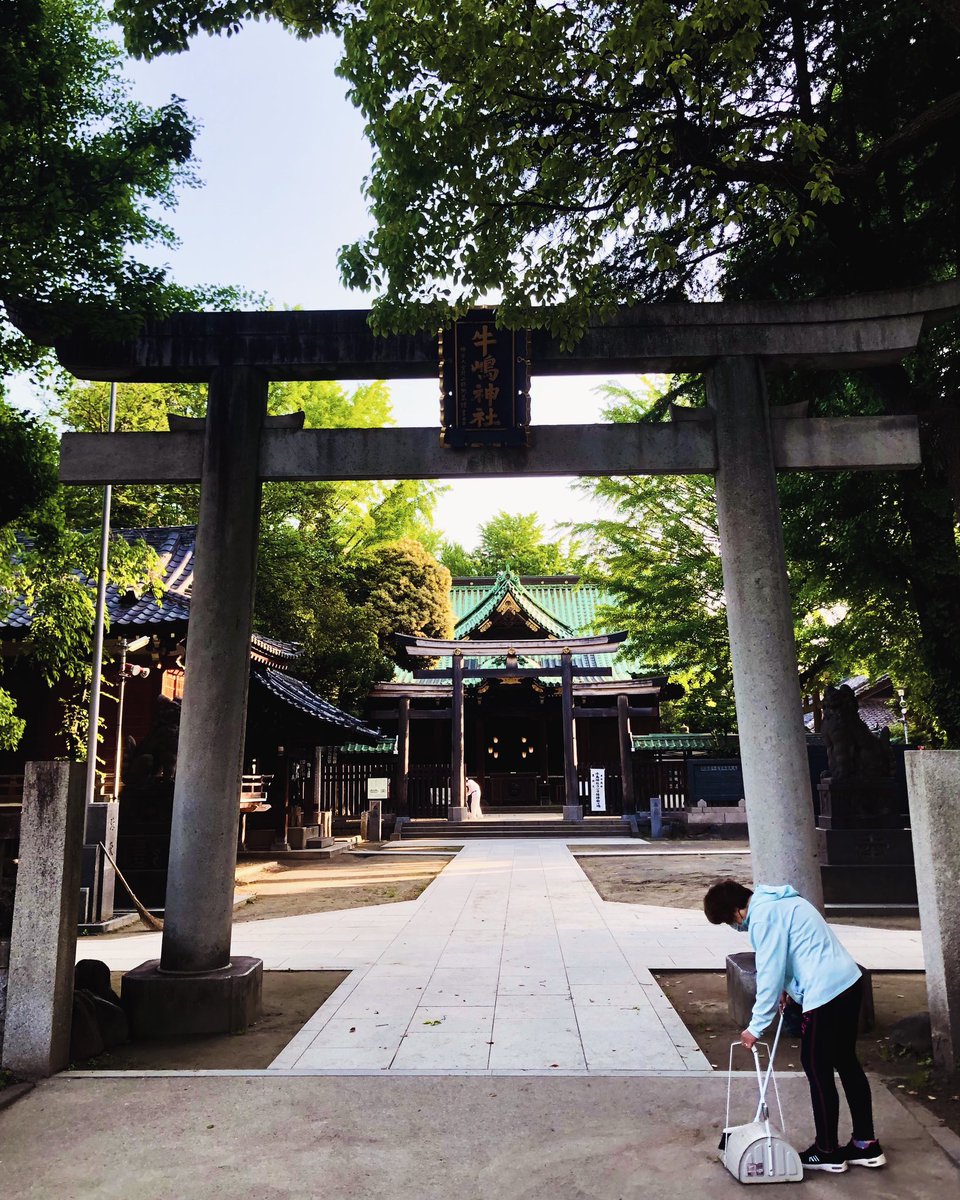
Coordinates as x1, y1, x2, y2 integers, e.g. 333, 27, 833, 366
728, 918, 749, 933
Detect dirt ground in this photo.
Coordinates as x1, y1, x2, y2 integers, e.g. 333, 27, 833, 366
573, 843, 954, 1137
232, 852, 452, 923
100, 849, 452, 936
574, 843, 922, 929
657, 970, 960, 1137
70, 971, 347, 1072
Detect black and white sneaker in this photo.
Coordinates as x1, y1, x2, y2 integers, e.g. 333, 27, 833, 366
843, 1139, 887, 1168
799, 1144, 849, 1173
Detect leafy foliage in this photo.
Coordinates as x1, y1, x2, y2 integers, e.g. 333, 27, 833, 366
56, 376, 451, 710
117, 2, 960, 340
104, 2, 960, 740
440, 511, 588, 577
0, 0, 207, 382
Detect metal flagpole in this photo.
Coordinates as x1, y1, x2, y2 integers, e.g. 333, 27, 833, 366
84, 381, 117, 806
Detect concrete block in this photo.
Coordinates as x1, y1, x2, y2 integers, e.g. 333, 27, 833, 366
447, 806, 469, 824
2, 763, 86, 1077
726, 952, 874, 1034
121, 956, 263, 1038
905, 750, 960, 1070
563, 805, 584, 823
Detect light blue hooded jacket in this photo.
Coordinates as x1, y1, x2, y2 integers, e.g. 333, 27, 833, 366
744, 884, 861, 1038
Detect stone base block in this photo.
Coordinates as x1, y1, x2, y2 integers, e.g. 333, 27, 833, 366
121, 957, 263, 1039
287, 825, 319, 850
821, 863, 917, 904
726, 951, 874, 1034
563, 805, 584, 823
447, 806, 469, 824
686, 800, 748, 828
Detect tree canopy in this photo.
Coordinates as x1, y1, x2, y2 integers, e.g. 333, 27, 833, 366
117, 2, 960, 338
0, 0, 213, 382
56, 376, 451, 710
440, 511, 587, 577
96, 3, 960, 741
579, 382, 945, 738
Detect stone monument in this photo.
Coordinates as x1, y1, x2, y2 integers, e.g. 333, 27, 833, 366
817, 684, 915, 905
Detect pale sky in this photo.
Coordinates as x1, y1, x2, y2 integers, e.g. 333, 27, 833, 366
35, 21, 654, 546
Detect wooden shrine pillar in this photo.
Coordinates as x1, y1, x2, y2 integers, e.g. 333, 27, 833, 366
449, 650, 466, 819
617, 693, 637, 815
561, 649, 582, 819
396, 697, 411, 817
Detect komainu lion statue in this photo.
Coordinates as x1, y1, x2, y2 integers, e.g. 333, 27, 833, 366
820, 683, 891, 781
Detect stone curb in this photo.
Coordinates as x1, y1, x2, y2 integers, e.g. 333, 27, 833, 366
0, 1081, 34, 1112
884, 1079, 960, 1170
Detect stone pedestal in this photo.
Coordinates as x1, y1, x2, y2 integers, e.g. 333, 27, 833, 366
726, 951, 874, 1034
2, 763, 85, 1077
817, 777, 902, 829
905, 750, 960, 1070
563, 805, 584, 823
447, 806, 469, 824
121, 957, 262, 1038
820, 828, 916, 904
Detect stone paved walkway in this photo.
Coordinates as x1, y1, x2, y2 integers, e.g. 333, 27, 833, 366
83, 839, 924, 1075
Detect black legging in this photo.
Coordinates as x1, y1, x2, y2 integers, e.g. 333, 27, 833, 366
800, 977, 875, 1150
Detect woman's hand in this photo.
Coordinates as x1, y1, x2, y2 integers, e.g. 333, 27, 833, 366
740, 1029, 757, 1050
777, 990, 789, 1014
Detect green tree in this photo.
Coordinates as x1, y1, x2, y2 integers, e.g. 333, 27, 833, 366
115, 2, 960, 334
440, 511, 587, 576
0, 413, 161, 751
0, 0, 205, 383
113, 2, 960, 739
581, 382, 945, 739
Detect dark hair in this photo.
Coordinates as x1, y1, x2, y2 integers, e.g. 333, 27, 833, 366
703, 879, 753, 925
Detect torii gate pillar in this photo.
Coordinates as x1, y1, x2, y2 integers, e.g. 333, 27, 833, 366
122, 366, 267, 1035
708, 357, 823, 906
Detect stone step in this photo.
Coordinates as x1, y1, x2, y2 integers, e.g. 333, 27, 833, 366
400, 820, 633, 839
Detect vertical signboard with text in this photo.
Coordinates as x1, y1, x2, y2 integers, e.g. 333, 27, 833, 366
440, 309, 531, 447
590, 768, 607, 813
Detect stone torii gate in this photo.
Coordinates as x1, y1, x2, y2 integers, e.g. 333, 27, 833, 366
54, 282, 959, 1035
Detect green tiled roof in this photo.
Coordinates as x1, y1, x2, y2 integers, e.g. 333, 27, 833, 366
339, 736, 398, 755
454, 570, 573, 639
633, 733, 738, 752
451, 570, 610, 636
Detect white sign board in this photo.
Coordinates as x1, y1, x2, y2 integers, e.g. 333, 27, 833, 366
589, 768, 606, 813
367, 777, 389, 800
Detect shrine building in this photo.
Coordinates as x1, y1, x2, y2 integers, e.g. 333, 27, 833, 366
323, 569, 679, 821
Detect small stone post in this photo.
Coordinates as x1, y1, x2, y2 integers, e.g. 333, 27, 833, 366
2, 762, 85, 1077
707, 357, 823, 907
905, 750, 960, 1070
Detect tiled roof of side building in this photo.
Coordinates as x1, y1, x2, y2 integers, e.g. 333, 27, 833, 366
251, 666, 382, 741
1, 525, 196, 634
2, 525, 300, 667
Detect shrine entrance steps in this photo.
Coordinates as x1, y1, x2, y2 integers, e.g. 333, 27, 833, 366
397, 815, 635, 840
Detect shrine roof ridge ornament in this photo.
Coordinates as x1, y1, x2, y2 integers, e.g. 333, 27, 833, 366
50, 280, 960, 382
